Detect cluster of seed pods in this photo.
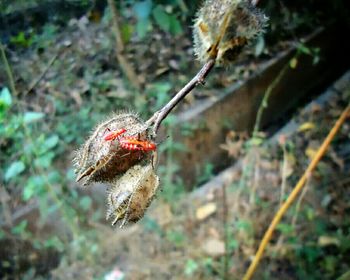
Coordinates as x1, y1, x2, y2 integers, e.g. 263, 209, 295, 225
73, 113, 159, 227
74, 0, 269, 228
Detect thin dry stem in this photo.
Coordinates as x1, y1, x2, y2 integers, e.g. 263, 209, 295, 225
243, 104, 350, 280
291, 177, 310, 227
279, 142, 288, 206
253, 58, 291, 137
0, 42, 17, 96
25, 50, 61, 95
147, 59, 216, 135
108, 0, 142, 91
222, 183, 229, 280
275, 177, 310, 254
147, 0, 260, 135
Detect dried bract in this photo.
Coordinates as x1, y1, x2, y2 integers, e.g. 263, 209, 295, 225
106, 164, 160, 227
193, 0, 268, 65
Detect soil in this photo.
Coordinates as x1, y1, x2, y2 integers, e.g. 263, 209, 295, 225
53, 70, 350, 279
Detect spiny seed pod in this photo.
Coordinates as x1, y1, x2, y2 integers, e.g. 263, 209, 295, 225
193, 0, 268, 65
73, 112, 153, 186
106, 164, 160, 227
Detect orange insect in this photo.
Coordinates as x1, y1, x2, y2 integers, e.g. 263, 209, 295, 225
119, 137, 156, 151
103, 128, 127, 141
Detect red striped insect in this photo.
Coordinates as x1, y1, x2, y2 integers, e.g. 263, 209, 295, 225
103, 128, 127, 141
119, 137, 156, 151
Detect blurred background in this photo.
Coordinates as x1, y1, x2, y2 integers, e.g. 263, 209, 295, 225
1, 0, 350, 279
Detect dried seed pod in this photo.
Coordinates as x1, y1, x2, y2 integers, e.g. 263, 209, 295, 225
73, 112, 154, 185
193, 0, 268, 65
106, 164, 160, 227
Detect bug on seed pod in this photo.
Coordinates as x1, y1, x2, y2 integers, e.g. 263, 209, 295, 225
193, 0, 268, 65
73, 112, 155, 186
106, 164, 160, 227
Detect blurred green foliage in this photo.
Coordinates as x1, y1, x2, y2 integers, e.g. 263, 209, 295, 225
1, 0, 350, 278
0, 84, 105, 275
131, 0, 183, 37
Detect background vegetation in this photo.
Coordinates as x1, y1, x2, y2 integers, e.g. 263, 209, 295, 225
1, 0, 350, 279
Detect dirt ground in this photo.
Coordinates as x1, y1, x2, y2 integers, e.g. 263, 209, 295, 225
50, 71, 350, 280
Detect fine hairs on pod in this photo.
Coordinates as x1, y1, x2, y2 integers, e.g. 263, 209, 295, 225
193, 0, 268, 65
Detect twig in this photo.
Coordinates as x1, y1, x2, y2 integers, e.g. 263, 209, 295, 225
0, 185, 13, 227
279, 141, 288, 206
275, 177, 310, 255
1, 41, 82, 250
291, 177, 309, 227
252, 55, 295, 138
243, 104, 350, 280
0, 42, 18, 96
25, 51, 60, 95
107, 0, 142, 91
147, 59, 216, 135
222, 183, 229, 280
146, 0, 247, 134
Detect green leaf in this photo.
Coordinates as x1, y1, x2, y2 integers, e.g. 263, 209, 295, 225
43, 135, 59, 151
121, 23, 134, 44
152, 5, 170, 32
166, 230, 185, 246
5, 161, 25, 181
11, 220, 28, 235
276, 223, 294, 234
44, 236, 65, 252
229, 238, 238, 250
185, 259, 199, 276
48, 171, 61, 184
79, 196, 92, 211
249, 137, 264, 146
136, 18, 151, 38
297, 43, 312, 55
10, 31, 32, 47
142, 217, 163, 235
169, 15, 183, 35
23, 184, 36, 201
34, 152, 55, 169
134, 0, 153, 20
255, 36, 265, 57
23, 112, 44, 123
235, 219, 253, 233
66, 168, 76, 181
0, 87, 12, 108
23, 176, 45, 201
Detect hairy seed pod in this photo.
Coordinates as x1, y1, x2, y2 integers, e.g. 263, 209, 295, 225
193, 0, 268, 65
73, 112, 154, 186
106, 164, 160, 227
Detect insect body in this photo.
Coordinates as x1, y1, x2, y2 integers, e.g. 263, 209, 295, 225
104, 128, 127, 141
119, 137, 156, 151
103, 128, 156, 151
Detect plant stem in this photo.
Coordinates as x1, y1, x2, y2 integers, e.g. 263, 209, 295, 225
107, 0, 142, 91
222, 183, 229, 280
252, 58, 292, 138
1, 41, 83, 258
0, 42, 18, 96
243, 103, 350, 280
148, 59, 216, 135
25, 51, 60, 95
